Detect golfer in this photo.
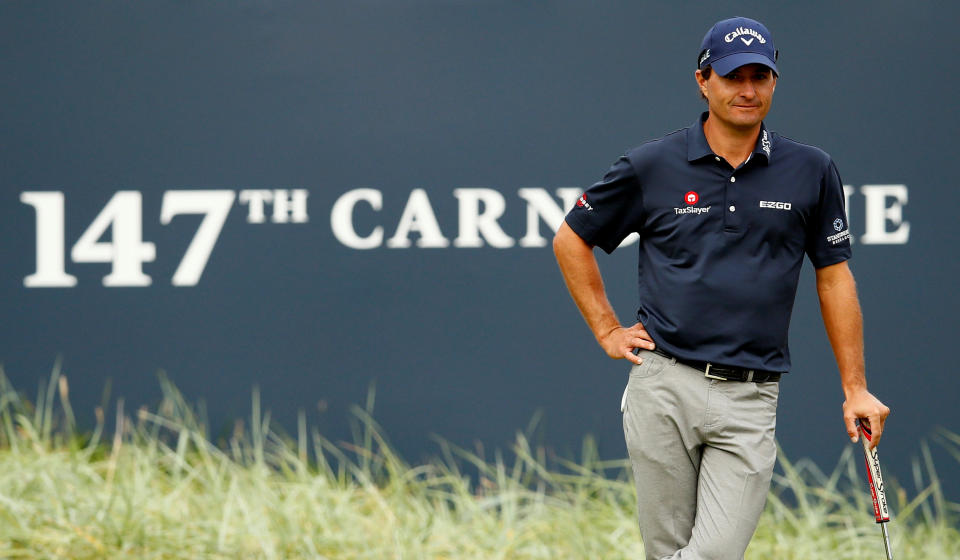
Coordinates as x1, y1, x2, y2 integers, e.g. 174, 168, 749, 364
553, 16, 890, 559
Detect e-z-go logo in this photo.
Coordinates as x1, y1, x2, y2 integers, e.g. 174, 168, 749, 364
20, 184, 911, 288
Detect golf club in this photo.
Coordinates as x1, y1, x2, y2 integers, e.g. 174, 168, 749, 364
857, 419, 893, 560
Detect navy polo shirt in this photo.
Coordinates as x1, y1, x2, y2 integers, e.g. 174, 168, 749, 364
565, 112, 852, 373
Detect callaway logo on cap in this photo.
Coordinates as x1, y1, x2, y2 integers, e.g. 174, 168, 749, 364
698, 16, 779, 77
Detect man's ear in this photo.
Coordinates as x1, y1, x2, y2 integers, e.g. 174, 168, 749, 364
695, 69, 708, 96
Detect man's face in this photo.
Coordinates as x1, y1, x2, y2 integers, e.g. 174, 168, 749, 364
697, 63, 777, 130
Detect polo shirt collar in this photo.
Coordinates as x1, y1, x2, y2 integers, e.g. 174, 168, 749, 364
686, 111, 774, 165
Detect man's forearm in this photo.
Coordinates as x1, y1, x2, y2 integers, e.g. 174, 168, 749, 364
552, 221, 620, 343
816, 261, 866, 396
816, 260, 890, 447
553, 222, 655, 364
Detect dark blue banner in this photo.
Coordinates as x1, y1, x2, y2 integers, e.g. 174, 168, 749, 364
2, 1, 956, 496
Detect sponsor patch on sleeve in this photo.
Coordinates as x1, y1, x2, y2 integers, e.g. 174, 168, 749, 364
827, 218, 850, 245
576, 193, 594, 211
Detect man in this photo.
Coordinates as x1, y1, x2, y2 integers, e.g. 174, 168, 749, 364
553, 16, 890, 559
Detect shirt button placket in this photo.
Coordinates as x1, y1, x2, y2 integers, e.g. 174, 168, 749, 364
725, 174, 739, 231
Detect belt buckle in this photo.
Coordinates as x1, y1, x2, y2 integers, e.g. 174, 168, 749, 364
703, 363, 726, 380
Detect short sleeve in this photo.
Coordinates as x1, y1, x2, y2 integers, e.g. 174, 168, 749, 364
564, 156, 644, 254
806, 158, 853, 268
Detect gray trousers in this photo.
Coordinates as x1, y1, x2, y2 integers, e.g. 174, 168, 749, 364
621, 350, 780, 560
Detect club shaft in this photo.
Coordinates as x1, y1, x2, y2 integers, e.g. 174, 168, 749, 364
881, 523, 893, 560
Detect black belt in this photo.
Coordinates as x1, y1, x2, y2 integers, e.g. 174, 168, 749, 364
650, 348, 781, 382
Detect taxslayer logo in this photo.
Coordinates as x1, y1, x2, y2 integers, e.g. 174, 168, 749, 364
675, 206, 711, 215
576, 193, 594, 211
724, 27, 766, 45
676, 191, 710, 215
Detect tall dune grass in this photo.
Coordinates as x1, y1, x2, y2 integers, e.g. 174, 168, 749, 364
0, 365, 957, 559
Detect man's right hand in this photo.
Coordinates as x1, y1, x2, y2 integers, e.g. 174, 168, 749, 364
599, 322, 656, 365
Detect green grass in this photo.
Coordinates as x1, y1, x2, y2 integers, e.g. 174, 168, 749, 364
0, 365, 957, 559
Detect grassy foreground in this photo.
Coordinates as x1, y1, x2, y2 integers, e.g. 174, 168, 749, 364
0, 368, 957, 559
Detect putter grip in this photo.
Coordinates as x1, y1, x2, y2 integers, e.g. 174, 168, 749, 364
858, 420, 891, 523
